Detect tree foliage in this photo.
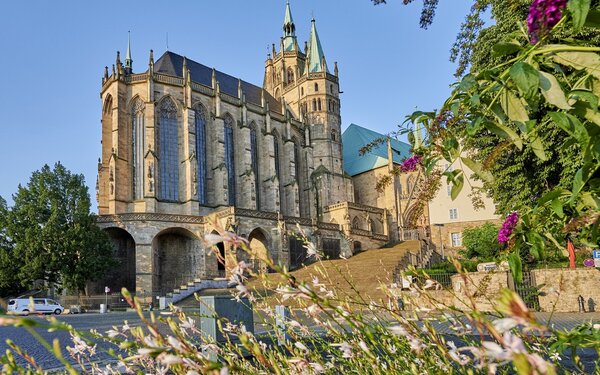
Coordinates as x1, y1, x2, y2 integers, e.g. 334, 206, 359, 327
407, 0, 600, 282
0, 163, 115, 295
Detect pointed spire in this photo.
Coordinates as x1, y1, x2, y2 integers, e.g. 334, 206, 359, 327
149, 49, 154, 71
282, 0, 297, 52
124, 31, 133, 73
305, 17, 328, 74
211, 68, 216, 88
237, 78, 243, 98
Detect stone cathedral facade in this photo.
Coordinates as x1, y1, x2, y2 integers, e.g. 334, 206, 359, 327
95, 2, 393, 298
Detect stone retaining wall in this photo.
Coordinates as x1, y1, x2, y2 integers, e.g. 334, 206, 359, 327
532, 268, 600, 312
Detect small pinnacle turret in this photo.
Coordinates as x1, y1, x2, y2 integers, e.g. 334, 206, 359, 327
124, 31, 133, 74
282, 0, 297, 52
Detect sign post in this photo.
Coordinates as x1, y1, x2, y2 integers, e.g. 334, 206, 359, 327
593, 250, 600, 268
104, 286, 110, 311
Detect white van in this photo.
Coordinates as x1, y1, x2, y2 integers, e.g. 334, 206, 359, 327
7, 298, 64, 315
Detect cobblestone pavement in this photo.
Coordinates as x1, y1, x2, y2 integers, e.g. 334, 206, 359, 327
0, 310, 598, 371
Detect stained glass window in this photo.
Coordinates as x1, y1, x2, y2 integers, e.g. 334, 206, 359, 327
294, 140, 303, 216
224, 114, 236, 205
195, 105, 207, 205
158, 98, 179, 201
132, 98, 145, 200
250, 123, 259, 208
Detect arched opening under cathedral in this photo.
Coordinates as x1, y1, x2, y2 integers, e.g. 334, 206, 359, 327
89, 227, 136, 295
153, 228, 202, 294
247, 228, 270, 273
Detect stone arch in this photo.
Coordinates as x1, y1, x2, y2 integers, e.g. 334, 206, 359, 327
101, 95, 114, 181
131, 96, 146, 200
275, 87, 280, 98
247, 228, 271, 273
371, 217, 383, 234
89, 227, 136, 295
103, 94, 113, 115
286, 67, 295, 84
152, 227, 202, 294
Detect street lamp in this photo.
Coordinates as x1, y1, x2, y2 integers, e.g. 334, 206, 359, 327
433, 223, 445, 259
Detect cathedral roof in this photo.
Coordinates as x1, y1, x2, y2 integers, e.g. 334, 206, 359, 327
153, 51, 282, 112
342, 123, 412, 176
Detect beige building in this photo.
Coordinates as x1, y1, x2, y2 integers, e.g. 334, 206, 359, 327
94, 2, 390, 298
428, 159, 500, 256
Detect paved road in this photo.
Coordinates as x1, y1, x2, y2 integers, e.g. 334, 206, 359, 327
0, 310, 598, 371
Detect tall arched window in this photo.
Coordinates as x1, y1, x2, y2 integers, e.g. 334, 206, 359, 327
224, 114, 236, 205
273, 130, 283, 212
158, 98, 179, 201
293, 140, 304, 216
312, 99, 316, 111
317, 98, 322, 111
314, 83, 319, 92
301, 87, 304, 96
194, 104, 207, 205
250, 122, 260, 208
287, 68, 294, 84
131, 98, 145, 200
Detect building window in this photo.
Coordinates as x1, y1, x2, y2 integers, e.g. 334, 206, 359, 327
224, 114, 236, 205
158, 98, 179, 201
451, 232, 462, 247
312, 99, 316, 111
132, 98, 145, 200
449, 208, 458, 220
330, 84, 333, 93
317, 98, 321, 111
331, 129, 337, 141
294, 141, 304, 215
328, 99, 332, 111
250, 123, 260, 208
195, 105, 207, 205
287, 68, 294, 84
301, 87, 304, 96
314, 83, 319, 92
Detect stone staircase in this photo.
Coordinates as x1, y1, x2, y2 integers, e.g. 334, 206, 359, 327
159, 278, 232, 309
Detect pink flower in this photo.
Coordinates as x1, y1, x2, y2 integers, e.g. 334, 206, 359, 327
400, 155, 422, 172
527, 0, 567, 44
498, 211, 518, 244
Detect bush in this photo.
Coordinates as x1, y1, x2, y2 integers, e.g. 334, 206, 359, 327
460, 223, 502, 262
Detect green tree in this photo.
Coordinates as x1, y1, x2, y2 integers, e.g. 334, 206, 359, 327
0, 197, 23, 297
461, 223, 502, 261
4, 162, 115, 294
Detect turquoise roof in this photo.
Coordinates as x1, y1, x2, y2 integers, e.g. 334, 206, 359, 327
342, 123, 413, 176
305, 18, 328, 73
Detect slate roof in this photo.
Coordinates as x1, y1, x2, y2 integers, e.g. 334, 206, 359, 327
342, 123, 412, 176
153, 51, 282, 113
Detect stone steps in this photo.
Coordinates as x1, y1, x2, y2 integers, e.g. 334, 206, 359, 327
160, 279, 232, 309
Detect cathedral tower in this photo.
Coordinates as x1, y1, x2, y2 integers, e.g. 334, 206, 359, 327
264, 2, 353, 218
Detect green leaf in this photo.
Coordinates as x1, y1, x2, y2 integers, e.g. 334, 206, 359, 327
460, 157, 494, 183
538, 71, 572, 109
553, 51, 600, 80
568, 0, 591, 31
508, 251, 523, 285
548, 111, 590, 144
510, 62, 539, 100
584, 9, 600, 28
450, 172, 464, 201
529, 136, 548, 161
538, 189, 570, 206
483, 121, 524, 150
459, 74, 477, 91
569, 89, 598, 108
492, 41, 522, 57
500, 89, 530, 122
550, 199, 565, 218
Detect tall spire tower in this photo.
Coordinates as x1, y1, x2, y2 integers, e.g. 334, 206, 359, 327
282, 0, 297, 52
124, 31, 133, 74
305, 18, 328, 74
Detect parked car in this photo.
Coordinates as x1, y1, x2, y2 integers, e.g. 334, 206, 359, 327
7, 298, 64, 315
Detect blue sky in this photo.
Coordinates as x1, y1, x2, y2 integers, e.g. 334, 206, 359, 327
0, 0, 474, 210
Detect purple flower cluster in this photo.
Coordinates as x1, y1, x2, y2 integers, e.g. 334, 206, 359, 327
498, 212, 519, 244
401, 155, 422, 172
527, 0, 567, 44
